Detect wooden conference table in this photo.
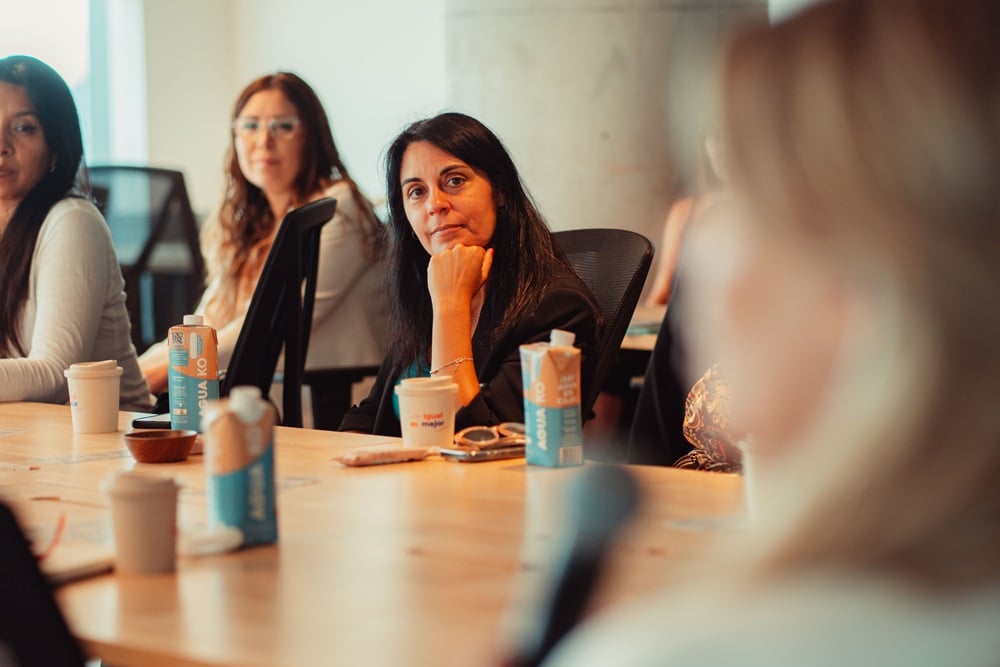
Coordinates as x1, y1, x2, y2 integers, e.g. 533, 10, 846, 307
0, 402, 743, 667
621, 304, 666, 352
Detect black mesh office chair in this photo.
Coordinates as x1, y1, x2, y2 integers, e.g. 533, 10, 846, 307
221, 198, 336, 428
88, 166, 204, 353
552, 228, 653, 418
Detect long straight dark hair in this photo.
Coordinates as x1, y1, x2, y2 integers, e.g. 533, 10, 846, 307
383, 112, 572, 375
0, 55, 85, 357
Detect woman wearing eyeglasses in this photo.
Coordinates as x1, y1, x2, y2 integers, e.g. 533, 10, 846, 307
139, 72, 388, 396
339, 112, 600, 436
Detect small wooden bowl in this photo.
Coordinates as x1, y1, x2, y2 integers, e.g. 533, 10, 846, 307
123, 430, 197, 463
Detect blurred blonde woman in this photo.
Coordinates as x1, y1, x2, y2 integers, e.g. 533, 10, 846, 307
140, 73, 388, 395
549, 0, 1000, 664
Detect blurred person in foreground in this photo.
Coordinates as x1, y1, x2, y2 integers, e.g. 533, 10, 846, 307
548, 0, 1000, 663
588, 133, 729, 455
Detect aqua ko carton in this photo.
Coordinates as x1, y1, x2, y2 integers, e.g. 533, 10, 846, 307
520, 329, 584, 467
167, 314, 219, 432
203, 386, 278, 547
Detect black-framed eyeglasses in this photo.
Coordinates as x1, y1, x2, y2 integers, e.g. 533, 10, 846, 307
232, 116, 301, 140
453, 422, 526, 450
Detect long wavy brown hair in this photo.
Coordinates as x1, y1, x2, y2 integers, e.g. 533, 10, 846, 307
202, 72, 382, 323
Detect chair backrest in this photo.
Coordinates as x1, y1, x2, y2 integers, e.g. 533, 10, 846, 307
88, 166, 200, 262
221, 198, 337, 427
552, 228, 653, 416
88, 165, 204, 351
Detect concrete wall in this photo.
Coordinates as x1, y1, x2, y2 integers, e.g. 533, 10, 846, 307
140, 0, 769, 236
142, 0, 236, 214
231, 0, 449, 205
142, 0, 448, 213
446, 0, 765, 248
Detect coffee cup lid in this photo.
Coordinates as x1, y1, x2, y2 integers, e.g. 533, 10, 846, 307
104, 471, 179, 495
64, 360, 123, 379
395, 377, 458, 396
401, 376, 454, 388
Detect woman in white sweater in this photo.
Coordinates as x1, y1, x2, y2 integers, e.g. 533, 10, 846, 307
0, 55, 151, 411
139, 72, 388, 396
546, 0, 1000, 664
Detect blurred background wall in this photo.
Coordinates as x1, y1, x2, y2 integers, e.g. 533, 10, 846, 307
7, 0, 806, 250
445, 0, 763, 246
139, 0, 765, 254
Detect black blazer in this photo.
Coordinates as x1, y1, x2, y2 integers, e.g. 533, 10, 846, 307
339, 269, 600, 436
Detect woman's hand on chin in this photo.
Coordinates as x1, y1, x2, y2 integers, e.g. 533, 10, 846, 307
427, 244, 494, 310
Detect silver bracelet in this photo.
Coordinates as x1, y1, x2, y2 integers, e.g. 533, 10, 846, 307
430, 356, 474, 375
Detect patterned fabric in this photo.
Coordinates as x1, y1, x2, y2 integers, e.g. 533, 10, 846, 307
673, 363, 744, 474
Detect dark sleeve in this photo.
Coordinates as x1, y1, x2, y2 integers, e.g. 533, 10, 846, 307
627, 307, 693, 465
458, 281, 600, 429
337, 361, 393, 433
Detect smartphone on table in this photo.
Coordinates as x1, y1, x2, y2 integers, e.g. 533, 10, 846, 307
131, 413, 172, 429
439, 445, 525, 463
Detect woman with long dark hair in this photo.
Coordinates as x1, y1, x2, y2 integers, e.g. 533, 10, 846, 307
0, 55, 151, 409
139, 72, 388, 394
340, 112, 600, 435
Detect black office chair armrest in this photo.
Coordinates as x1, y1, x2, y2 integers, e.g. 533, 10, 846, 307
303, 365, 382, 431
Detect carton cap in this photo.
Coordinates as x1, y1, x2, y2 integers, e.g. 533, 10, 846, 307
549, 329, 576, 348
229, 385, 265, 422
183, 314, 204, 326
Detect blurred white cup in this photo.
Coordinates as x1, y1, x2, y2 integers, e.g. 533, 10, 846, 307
105, 472, 179, 574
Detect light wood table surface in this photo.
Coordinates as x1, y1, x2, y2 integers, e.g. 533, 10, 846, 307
0, 402, 743, 667
621, 304, 666, 352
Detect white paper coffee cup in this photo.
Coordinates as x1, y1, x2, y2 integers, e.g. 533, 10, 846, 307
64, 360, 123, 433
395, 378, 459, 448
105, 472, 179, 574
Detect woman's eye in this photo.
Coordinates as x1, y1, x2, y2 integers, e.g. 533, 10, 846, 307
234, 119, 260, 135
12, 123, 38, 135
445, 175, 466, 188
406, 186, 425, 200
